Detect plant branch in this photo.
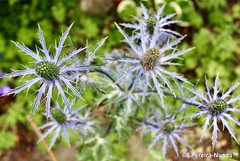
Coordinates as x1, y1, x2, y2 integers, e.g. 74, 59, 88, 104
89, 68, 124, 91
88, 67, 203, 108
27, 116, 58, 161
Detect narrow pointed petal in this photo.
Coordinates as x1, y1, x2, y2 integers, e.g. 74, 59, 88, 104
213, 74, 219, 100
4, 69, 35, 78
38, 124, 58, 143
187, 111, 208, 119
169, 135, 179, 156
211, 117, 219, 148
160, 29, 181, 36
32, 83, 48, 114
59, 47, 87, 65
115, 23, 141, 56
160, 48, 194, 62
38, 24, 51, 60
162, 136, 168, 156
219, 116, 239, 144
223, 113, 240, 126
154, 69, 174, 94
39, 121, 55, 129
120, 23, 140, 29
227, 95, 240, 104
63, 125, 70, 146
46, 83, 53, 116
173, 133, 192, 149
160, 20, 180, 27
49, 126, 61, 149
221, 82, 240, 99
148, 133, 163, 150
160, 35, 186, 53
201, 115, 211, 141
226, 108, 240, 113
150, 71, 164, 102
141, 2, 149, 19
186, 87, 209, 104
55, 81, 70, 110
12, 41, 42, 61
159, 13, 175, 24
59, 76, 84, 100
118, 66, 141, 81
54, 23, 74, 62
3, 77, 41, 96
87, 37, 108, 64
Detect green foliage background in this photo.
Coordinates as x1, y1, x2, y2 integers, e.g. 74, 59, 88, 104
0, 0, 239, 161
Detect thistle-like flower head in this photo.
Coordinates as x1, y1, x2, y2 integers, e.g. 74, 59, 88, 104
39, 102, 95, 149
140, 107, 193, 156
188, 74, 240, 148
121, 3, 181, 44
2, 23, 88, 114
115, 22, 193, 102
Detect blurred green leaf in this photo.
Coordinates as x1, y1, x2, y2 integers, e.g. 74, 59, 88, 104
0, 131, 16, 155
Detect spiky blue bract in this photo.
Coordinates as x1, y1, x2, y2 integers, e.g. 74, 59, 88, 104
69, 37, 108, 92
2, 23, 88, 114
187, 74, 240, 148
39, 102, 95, 149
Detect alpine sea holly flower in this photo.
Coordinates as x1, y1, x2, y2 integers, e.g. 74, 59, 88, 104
121, 3, 181, 44
39, 102, 95, 149
115, 23, 193, 101
140, 107, 193, 156
1, 23, 87, 114
187, 74, 240, 148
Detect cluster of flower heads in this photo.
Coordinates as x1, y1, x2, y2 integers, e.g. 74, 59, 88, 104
114, 5, 193, 102
107, 3, 240, 156
1, 23, 88, 114
1, 23, 98, 148
1, 3, 240, 158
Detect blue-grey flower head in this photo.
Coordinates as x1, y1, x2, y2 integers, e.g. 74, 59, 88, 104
2, 23, 88, 115
115, 22, 193, 102
120, 3, 181, 44
188, 74, 240, 148
139, 107, 193, 156
39, 102, 95, 149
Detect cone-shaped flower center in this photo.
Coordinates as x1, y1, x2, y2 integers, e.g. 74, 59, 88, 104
140, 48, 160, 71
35, 61, 59, 81
209, 99, 227, 115
163, 122, 175, 133
51, 108, 67, 124
147, 15, 157, 34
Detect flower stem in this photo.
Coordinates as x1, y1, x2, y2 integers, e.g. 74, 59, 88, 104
27, 116, 58, 161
